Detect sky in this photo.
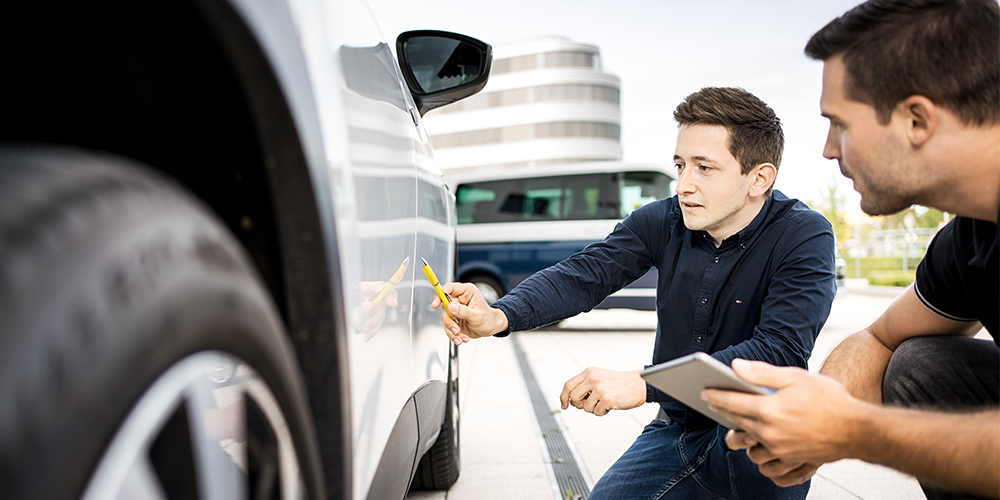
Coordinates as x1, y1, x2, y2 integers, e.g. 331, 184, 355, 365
368, 0, 866, 207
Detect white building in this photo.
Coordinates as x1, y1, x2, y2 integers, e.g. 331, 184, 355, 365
423, 36, 622, 174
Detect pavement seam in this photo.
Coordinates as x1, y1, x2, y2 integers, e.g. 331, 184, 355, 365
813, 472, 865, 499
511, 333, 594, 500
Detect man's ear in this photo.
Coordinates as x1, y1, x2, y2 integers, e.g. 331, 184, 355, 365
896, 95, 939, 147
749, 163, 776, 197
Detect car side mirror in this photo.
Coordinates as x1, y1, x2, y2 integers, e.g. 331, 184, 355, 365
396, 30, 492, 116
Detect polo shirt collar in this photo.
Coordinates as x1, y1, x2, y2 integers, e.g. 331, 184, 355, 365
963, 203, 999, 269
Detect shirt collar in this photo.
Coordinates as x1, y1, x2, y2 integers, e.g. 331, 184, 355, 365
717, 193, 774, 249
970, 203, 1000, 267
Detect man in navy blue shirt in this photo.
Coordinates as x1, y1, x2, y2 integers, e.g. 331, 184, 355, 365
704, 1, 999, 499
434, 87, 837, 499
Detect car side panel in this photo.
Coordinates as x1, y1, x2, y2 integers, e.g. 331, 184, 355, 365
218, 0, 458, 497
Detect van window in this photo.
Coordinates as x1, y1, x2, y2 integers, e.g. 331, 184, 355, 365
456, 173, 618, 224
621, 171, 673, 217
456, 170, 672, 224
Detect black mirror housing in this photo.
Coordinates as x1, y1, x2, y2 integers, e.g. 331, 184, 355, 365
396, 30, 492, 116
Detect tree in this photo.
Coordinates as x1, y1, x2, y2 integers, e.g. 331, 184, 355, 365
871, 206, 946, 231
813, 177, 848, 246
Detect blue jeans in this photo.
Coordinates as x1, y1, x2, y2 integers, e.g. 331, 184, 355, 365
589, 419, 809, 500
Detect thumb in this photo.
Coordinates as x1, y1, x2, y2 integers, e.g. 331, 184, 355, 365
730, 358, 803, 390
448, 300, 472, 320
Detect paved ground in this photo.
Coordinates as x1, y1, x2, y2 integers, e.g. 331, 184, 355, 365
409, 286, 933, 500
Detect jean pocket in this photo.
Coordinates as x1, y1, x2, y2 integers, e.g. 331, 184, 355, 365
642, 419, 671, 434
678, 427, 720, 469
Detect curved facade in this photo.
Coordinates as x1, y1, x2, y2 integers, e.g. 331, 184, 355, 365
423, 37, 622, 174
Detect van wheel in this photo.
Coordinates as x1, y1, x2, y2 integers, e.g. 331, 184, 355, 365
0, 147, 324, 500
410, 344, 460, 490
468, 275, 504, 304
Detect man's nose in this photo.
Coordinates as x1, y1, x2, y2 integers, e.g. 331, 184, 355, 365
823, 128, 840, 160
675, 168, 695, 195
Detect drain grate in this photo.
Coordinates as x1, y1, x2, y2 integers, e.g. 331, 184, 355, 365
511, 334, 591, 500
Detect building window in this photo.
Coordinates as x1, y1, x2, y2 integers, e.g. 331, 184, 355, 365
543, 51, 595, 69
534, 122, 620, 140
430, 84, 619, 114
532, 84, 618, 103
491, 54, 538, 74
430, 121, 620, 149
489, 50, 596, 75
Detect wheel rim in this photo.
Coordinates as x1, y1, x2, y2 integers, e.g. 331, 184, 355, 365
82, 351, 305, 500
474, 281, 500, 304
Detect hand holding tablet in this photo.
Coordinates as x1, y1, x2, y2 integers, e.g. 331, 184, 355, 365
640, 352, 773, 429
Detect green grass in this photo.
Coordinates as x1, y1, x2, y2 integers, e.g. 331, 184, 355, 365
843, 257, 920, 287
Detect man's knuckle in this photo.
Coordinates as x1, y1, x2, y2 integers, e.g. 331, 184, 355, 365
761, 429, 778, 445
757, 406, 775, 422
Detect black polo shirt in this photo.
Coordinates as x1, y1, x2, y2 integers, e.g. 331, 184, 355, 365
915, 207, 1000, 345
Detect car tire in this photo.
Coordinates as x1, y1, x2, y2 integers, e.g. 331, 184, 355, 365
467, 274, 504, 305
410, 343, 460, 491
0, 146, 324, 500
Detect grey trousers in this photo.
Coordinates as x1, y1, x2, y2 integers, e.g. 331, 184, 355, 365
882, 336, 1000, 500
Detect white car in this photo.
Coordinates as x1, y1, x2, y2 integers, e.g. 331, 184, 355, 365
0, 1, 490, 499
836, 249, 847, 285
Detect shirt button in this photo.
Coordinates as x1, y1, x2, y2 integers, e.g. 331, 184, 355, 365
739, 243, 746, 249
713, 256, 720, 263
700, 297, 708, 304
695, 336, 703, 343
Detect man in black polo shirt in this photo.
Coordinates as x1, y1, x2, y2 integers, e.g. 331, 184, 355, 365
433, 87, 837, 499
704, 1, 999, 499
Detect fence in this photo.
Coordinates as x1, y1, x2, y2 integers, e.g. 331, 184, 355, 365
842, 227, 940, 286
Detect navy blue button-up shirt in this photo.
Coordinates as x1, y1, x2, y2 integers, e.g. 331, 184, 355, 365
492, 191, 837, 427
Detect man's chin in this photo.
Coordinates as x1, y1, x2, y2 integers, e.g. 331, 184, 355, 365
680, 213, 698, 231
859, 195, 911, 217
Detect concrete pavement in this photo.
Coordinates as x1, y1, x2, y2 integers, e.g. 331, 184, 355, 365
408, 288, 929, 500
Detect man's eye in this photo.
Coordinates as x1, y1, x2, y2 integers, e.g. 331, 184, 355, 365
699, 165, 711, 172
674, 164, 684, 170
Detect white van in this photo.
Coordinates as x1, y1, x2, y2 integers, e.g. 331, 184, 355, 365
447, 162, 676, 310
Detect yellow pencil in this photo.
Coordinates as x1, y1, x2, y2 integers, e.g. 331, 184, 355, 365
420, 257, 457, 320
370, 256, 410, 311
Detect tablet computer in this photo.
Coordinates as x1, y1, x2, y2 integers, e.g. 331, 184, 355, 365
640, 352, 772, 429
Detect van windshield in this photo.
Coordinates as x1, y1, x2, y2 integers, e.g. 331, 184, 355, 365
456, 171, 672, 224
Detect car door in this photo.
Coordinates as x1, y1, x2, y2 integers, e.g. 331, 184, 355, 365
322, 1, 424, 497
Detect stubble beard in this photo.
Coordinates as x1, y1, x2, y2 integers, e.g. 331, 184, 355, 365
846, 145, 917, 217
857, 174, 913, 216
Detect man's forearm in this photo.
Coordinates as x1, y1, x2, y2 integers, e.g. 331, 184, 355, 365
819, 329, 894, 403
855, 406, 1000, 497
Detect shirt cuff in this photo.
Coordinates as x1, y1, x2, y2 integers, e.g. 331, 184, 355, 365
490, 302, 516, 337
644, 364, 660, 403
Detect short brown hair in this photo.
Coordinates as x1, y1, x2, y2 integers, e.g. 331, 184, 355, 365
673, 87, 784, 197
805, 0, 1000, 126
